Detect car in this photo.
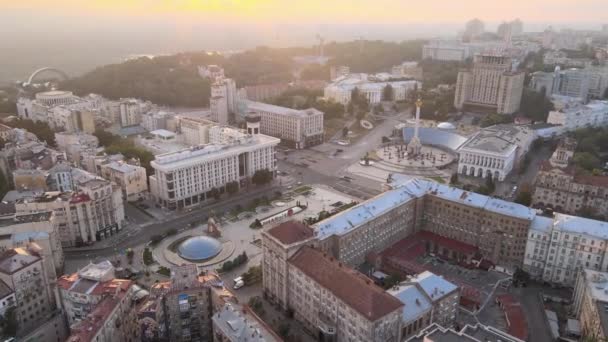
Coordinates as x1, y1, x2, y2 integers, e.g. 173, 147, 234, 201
287, 185, 293, 189
233, 277, 245, 290
296, 181, 302, 185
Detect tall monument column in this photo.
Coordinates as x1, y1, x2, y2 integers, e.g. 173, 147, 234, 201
408, 98, 423, 157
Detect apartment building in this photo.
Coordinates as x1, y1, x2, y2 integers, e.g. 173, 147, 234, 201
66, 278, 140, 342
572, 269, 608, 339
454, 53, 525, 114
262, 221, 317, 309
0, 247, 57, 335
15, 171, 125, 247
523, 213, 608, 286
149, 127, 278, 210
54, 132, 100, 165
210, 77, 238, 125
0, 211, 64, 279
58, 260, 125, 325
179, 116, 216, 146
532, 138, 608, 218
546, 99, 608, 132
245, 101, 324, 149
531, 65, 608, 100
288, 246, 403, 342
99, 161, 148, 200
388, 271, 460, 339
150, 265, 214, 342
119, 98, 153, 127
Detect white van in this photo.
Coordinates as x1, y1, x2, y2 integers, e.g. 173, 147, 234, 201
233, 277, 245, 290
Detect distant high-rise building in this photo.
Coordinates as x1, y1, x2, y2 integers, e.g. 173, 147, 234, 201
464, 18, 485, 40
210, 78, 237, 125
497, 19, 523, 44
454, 53, 525, 114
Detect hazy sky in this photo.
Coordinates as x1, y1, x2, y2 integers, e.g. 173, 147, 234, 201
1, 0, 607, 82
3, 0, 608, 24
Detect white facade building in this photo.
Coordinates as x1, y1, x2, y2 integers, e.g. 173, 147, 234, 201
458, 124, 536, 181
324, 73, 421, 105
210, 77, 238, 125
523, 214, 608, 286
422, 39, 506, 62
149, 128, 279, 210
547, 100, 608, 131
119, 98, 150, 127
244, 101, 324, 149
179, 116, 216, 146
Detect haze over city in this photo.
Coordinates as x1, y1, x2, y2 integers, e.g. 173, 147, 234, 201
1, 0, 607, 82
2, 1, 608, 342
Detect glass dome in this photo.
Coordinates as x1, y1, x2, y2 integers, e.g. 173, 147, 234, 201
177, 236, 222, 261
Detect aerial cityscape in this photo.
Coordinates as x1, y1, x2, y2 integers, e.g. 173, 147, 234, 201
1, 1, 608, 342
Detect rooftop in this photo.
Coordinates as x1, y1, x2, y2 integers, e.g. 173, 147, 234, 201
103, 161, 141, 174
406, 323, 524, 342
288, 246, 403, 321
387, 284, 432, 324
313, 178, 536, 240
212, 303, 281, 342
0, 279, 13, 300
459, 124, 534, 156
553, 213, 608, 240
265, 220, 314, 245
66, 281, 133, 342
0, 247, 40, 274
246, 101, 323, 118
408, 271, 459, 302
151, 132, 279, 170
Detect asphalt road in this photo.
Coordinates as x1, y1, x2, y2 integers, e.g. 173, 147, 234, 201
64, 184, 283, 259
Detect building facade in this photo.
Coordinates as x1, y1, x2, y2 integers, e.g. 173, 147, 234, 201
532, 138, 608, 218
245, 101, 324, 149
454, 54, 525, 114
458, 124, 536, 181
523, 214, 608, 286
324, 74, 421, 105
288, 246, 403, 342
16, 174, 125, 247
388, 271, 460, 339
212, 303, 280, 341
149, 128, 279, 210
546, 99, 608, 132
572, 269, 608, 339
99, 161, 148, 200
0, 247, 57, 335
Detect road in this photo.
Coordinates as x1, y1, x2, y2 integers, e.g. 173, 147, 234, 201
65, 112, 403, 261
64, 184, 283, 259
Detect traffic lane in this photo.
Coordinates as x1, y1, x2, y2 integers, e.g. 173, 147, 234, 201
64, 185, 283, 259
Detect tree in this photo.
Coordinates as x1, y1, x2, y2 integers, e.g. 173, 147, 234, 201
0, 137, 6, 149
6, 118, 56, 146
226, 181, 239, 195
485, 175, 495, 193
252, 169, 273, 185
515, 190, 532, 206
0, 306, 18, 337
342, 127, 349, 137
209, 187, 221, 201
450, 173, 459, 185
0, 169, 9, 200
573, 152, 601, 171
242, 265, 263, 285
519, 89, 554, 122
382, 84, 394, 101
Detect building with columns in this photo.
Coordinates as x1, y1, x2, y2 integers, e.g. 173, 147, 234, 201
457, 124, 536, 181
324, 73, 420, 105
